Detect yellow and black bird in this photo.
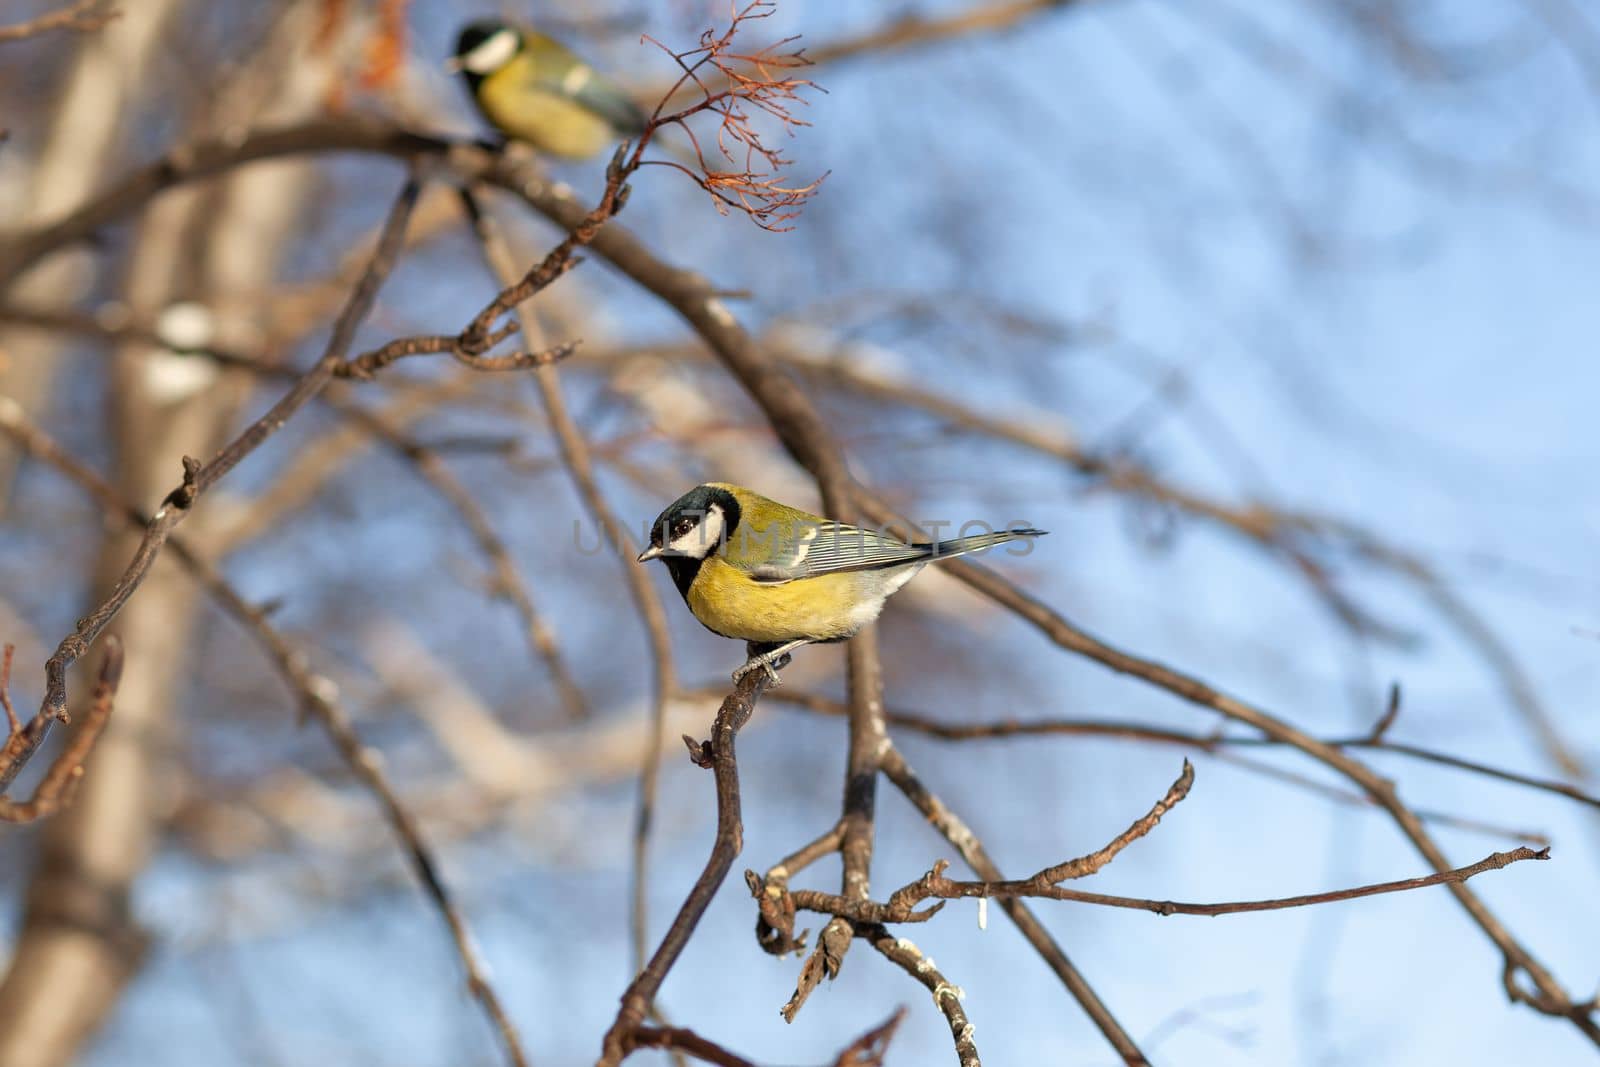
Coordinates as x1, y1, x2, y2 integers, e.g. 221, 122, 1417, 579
637, 483, 1046, 682
448, 17, 648, 159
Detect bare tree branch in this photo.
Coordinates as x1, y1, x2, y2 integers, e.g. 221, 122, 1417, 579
631, 1006, 904, 1067
0, 639, 122, 822
0, 0, 117, 44
792, 845, 1550, 921
757, 687, 1600, 815
866, 926, 979, 1066
898, 847, 1551, 918
637, 0, 827, 230
598, 670, 775, 1066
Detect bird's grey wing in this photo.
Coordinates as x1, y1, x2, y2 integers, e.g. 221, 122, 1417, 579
529, 61, 648, 135
572, 74, 649, 135
744, 522, 932, 583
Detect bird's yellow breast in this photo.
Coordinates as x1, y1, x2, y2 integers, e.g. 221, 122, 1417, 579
686, 558, 881, 644
478, 70, 617, 158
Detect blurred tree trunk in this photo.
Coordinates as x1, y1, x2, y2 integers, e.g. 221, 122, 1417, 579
0, 0, 185, 514
0, 5, 340, 1063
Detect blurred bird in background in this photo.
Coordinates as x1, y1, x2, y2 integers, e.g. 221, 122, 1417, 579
448, 17, 648, 158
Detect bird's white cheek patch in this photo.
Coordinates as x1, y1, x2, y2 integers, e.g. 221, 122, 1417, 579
669, 503, 725, 558
463, 30, 519, 74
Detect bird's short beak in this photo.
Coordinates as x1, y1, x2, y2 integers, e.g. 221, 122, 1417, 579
636, 545, 664, 563
443, 55, 464, 74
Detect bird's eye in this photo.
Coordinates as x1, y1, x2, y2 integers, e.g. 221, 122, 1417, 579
672, 518, 694, 538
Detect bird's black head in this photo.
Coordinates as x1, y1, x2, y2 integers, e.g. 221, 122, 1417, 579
451, 19, 522, 86
642, 485, 742, 561
638, 485, 742, 593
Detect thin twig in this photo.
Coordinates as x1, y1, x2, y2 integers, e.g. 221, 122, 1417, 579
782, 757, 1546, 932
0, 639, 123, 823
639, 0, 1089, 106
637, 0, 828, 230
597, 670, 775, 1066
791, 847, 1550, 921
0, 646, 18, 736
0, 0, 117, 43
862, 925, 979, 1066
630, 1007, 904, 1067
785, 633, 888, 1021
747, 820, 844, 956
757, 687, 1600, 816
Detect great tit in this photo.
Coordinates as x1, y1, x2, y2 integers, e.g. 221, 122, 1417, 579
636, 483, 1047, 682
449, 18, 648, 159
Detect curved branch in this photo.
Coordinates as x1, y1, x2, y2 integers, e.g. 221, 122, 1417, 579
598, 670, 774, 1066
863, 926, 979, 1066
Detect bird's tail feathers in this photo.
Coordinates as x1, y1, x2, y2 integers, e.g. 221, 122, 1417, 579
927, 528, 1046, 563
